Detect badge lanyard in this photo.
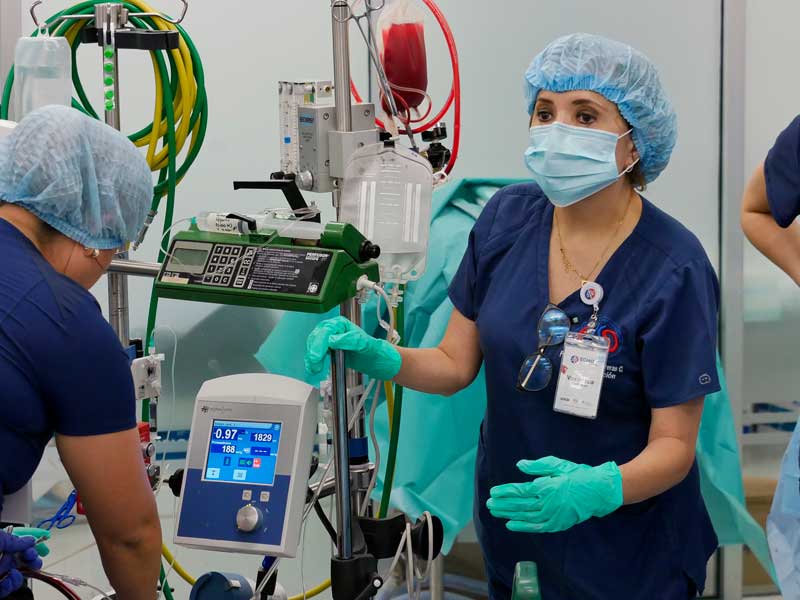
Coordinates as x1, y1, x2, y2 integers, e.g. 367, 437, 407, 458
553, 281, 610, 419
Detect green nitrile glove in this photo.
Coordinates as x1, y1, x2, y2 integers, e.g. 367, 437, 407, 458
305, 316, 401, 381
487, 456, 623, 533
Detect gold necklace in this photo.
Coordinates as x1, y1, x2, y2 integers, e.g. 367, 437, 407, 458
555, 196, 632, 285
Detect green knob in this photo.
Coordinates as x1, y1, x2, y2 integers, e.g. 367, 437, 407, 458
105, 90, 114, 100
103, 62, 114, 73
105, 100, 115, 111
104, 77, 114, 86
104, 48, 114, 59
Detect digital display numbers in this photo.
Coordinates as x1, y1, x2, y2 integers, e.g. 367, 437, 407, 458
203, 420, 282, 485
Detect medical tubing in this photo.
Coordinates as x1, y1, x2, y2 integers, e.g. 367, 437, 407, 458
21, 570, 81, 600
359, 381, 383, 515
38, 570, 112, 600
0, 0, 205, 426
303, 380, 378, 522
1, 1, 208, 188
160, 564, 175, 600
349, 0, 460, 173
143, 46, 178, 422
349, 0, 458, 132
379, 294, 405, 518
160, 543, 195, 586
288, 580, 331, 600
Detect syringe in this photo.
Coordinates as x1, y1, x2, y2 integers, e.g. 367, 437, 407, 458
192, 212, 325, 241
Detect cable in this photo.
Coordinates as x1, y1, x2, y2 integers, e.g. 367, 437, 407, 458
359, 381, 382, 515
312, 500, 337, 543
299, 519, 308, 600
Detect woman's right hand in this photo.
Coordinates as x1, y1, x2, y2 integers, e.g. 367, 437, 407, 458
305, 316, 402, 381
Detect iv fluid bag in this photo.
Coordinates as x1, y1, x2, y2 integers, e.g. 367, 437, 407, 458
379, 0, 428, 110
340, 142, 433, 284
13, 36, 72, 120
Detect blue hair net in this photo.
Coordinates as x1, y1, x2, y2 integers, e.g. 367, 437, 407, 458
524, 33, 677, 183
0, 105, 151, 249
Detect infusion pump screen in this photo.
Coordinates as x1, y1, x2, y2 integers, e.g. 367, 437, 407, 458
203, 420, 282, 486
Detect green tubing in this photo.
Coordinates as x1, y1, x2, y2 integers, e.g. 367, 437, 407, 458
0, 2, 207, 425
142, 56, 177, 422
378, 294, 405, 518
160, 563, 175, 600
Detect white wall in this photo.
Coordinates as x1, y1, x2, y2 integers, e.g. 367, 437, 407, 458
422, 0, 721, 266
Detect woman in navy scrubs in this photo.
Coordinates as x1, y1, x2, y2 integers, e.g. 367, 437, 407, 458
306, 33, 720, 599
741, 116, 800, 283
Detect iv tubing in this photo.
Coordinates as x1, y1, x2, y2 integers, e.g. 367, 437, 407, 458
379, 293, 405, 518
349, 0, 461, 173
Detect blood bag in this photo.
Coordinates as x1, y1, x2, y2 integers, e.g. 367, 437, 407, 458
378, 0, 428, 110
340, 142, 433, 284
13, 35, 72, 120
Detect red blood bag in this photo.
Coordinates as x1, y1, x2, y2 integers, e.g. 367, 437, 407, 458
378, 0, 428, 111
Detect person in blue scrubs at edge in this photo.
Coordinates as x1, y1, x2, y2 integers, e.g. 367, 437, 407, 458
307, 33, 721, 599
0, 105, 162, 599
741, 116, 800, 284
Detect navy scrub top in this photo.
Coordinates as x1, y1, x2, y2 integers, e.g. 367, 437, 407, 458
449, 184, 721, 600
765, 115, 800, 227
0, 218, 136, 515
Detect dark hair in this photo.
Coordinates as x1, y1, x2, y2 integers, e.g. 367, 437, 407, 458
626, 162, 647, 191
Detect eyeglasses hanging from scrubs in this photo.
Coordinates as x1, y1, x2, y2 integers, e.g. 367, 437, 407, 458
517, 304, 571, 392
524, 122, 640, 208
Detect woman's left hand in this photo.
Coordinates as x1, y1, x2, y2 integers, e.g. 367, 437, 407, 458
487, 456, 624, 533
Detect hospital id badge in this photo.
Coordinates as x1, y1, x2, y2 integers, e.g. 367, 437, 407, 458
553, 331, 609, 419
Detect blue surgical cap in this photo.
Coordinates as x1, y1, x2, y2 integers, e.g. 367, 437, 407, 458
0, 105, 151, 249
524, 33, 677, 183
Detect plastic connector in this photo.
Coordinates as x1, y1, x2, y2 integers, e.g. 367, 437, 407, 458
132, 210, 157, 251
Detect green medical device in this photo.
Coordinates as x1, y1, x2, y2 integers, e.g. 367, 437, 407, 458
155, 221, 380, 313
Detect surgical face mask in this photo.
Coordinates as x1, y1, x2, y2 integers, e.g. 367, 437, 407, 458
524, 122, 639, 207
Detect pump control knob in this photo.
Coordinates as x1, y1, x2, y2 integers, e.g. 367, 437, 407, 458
297, 171, 314, 191
236, 504, 263, 533
359, 241, 381, 262
142, 442, 156, 459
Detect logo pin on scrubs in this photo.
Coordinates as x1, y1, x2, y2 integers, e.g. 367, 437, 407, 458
580, 281, 604, 307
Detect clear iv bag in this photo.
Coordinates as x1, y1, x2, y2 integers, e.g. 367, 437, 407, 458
13, 35, 72, 120
340, 142, 433, 284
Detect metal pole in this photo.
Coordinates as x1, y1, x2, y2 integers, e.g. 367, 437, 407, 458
719, 0, 746, 598
98, 2, 130, 346
331, 0, 368, 514
330, 349, 353, 560
108, 259, 161, 277
429, 556, 445, 600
